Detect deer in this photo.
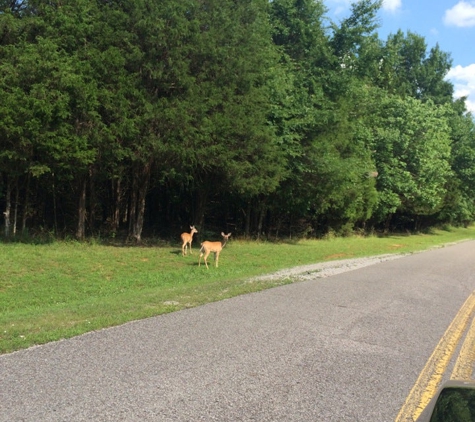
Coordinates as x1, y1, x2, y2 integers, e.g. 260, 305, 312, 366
181, 225, 198, 256
199, 232, 232, 269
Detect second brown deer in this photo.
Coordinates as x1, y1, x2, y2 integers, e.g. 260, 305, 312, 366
181, 225, 198, 256
199, 232, 231, 269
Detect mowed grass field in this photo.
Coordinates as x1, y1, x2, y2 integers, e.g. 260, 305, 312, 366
2, 227, 475, 354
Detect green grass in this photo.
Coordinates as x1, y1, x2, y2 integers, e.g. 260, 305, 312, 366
2, 226, 475, 354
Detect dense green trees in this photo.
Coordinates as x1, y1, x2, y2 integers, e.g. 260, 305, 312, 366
367, 95, 453, 229
0, 0, 474, 240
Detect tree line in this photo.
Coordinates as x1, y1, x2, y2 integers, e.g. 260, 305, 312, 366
1, 0, 474, 241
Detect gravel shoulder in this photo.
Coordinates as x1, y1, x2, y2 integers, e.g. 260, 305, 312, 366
250, 253, 409, 283
252, 240, 470, 283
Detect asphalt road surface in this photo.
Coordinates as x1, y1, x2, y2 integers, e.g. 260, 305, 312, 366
2, 241, 475, 421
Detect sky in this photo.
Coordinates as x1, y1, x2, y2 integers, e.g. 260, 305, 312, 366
325, 0, 475, 114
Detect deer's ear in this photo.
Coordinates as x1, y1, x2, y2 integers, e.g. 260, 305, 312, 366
221, 232, 225, 236
228, 233, 232, 237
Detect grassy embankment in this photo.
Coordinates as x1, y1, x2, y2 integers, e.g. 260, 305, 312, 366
2, 226, 475, 354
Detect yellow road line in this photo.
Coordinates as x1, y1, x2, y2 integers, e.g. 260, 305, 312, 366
451, 310, 475, 380
395, 291, 475, 422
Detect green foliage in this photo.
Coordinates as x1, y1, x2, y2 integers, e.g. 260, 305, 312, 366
0, 0, 473, 239
430, 388, 475, 422
377, 30, 453, 104
330, 0, 382, 65
368, 95, 453, 225
439, 106, 475, 225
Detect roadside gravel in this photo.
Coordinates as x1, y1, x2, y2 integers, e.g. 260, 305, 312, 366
251, 240, 470, 283
250, 253, 410, 283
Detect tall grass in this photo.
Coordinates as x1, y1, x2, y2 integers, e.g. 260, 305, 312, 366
1, 227, 475, 354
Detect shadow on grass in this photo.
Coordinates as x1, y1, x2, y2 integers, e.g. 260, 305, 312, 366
2, 224, 469, 247
0, 234, 56, 245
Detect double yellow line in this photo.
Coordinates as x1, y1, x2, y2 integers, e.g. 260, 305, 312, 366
395, 291, 475, 422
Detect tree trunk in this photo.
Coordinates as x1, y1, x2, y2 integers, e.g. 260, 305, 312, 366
133, 178, 148, 243
257, 200, 266, 240
52, 172, 58, 235
76, 177, 87, 240
275, 217, 282, 240
244, 201, 251, 238
3, 177, 11, 237
193, 186, 209, 231
384, 213, 392, 234
89, 166, 96, 235
22, 172, 31, 234
128, 161, 151, 243
13, 179, 19, 236
111, 178, 121, 233
128, 178, 137, 238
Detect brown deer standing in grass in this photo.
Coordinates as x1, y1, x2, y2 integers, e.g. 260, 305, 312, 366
181, 225, 198, 256
199, 232, 231, 269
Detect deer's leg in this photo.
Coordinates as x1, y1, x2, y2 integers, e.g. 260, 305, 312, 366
189, 241, 193, 255
204, 250, 211, 269
199, 249, 203, 266
215, 251, 219, 268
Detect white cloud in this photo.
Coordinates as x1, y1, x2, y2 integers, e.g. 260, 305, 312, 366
446, 64, 475, 114
382, 0, 402, 13
330, 0, 402, 16
334, 6, 347, 16
444, 1, 475, 27
327, 0, 352, 16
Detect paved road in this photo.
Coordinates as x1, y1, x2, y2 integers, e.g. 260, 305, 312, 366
2, 241, 475, 421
